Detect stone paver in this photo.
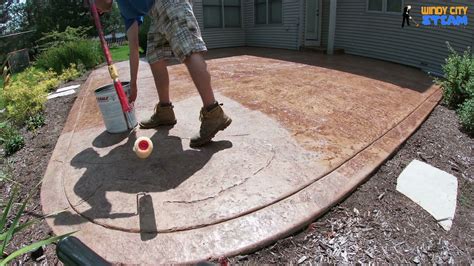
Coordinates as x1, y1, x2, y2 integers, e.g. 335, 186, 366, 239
41, 48, 441, 264
397, 159, 458, 231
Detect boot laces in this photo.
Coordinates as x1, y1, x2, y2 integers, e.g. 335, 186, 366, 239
199, 103, 223, 122
199, 108, 206, 122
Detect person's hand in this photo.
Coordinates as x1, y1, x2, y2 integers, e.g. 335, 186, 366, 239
129, 82, 138, 103
95, 0, 113, 13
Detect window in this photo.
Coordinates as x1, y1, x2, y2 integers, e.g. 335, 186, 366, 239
269, 0, 282, 23
255, 0, 282, 24
203, 0, 222, 28
255, 0, 266, 24
224, 0, 242, 27
386, 0, 402, 13
368, 0, 382, 12
203, 0, 241, 28
367, 0, 402, 13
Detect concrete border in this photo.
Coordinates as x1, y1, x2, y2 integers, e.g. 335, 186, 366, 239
41, 61, 442, 264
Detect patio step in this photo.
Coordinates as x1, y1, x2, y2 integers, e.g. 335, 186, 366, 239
301, 46, 344, 54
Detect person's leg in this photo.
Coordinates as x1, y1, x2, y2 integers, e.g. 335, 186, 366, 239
139, 59, 177, 128
183, 52, 216, 108
139, 53, 177, 128
182, 53, 231, 148
149, 58, 171, 104
164, 0, 232, 146
139, 1, 177, 129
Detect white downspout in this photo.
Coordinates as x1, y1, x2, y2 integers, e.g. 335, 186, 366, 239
327, 0, 337, 54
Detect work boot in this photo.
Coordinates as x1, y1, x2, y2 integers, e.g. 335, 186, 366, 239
139, 103, 177, 129
190, 103, 232, 148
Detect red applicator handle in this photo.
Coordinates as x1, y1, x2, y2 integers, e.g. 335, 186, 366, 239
89, 0, 131, 114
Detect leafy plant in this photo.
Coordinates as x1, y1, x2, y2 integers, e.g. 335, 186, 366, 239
458, 98, 474, 135
2, 63, 82, 126
0, 186, 75, 265
437, 42, 474, 109
9, 67, 59, 91
26, 114, 45, 131
59, 63, 82, 82
0, 122, 24, 156
36, 26, 92, 52
35, 40, 104, 74
2, 67, 58, 124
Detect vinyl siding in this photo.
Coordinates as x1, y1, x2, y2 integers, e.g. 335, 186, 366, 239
193, 0, 246, 48
243, 0, 301, 49
333, 0, 474, 74
194, 0, 474, 74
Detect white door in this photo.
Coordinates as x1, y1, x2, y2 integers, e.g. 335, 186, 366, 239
305, 0, 320, 46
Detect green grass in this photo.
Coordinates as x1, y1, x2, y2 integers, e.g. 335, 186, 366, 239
110, 45, 130, 62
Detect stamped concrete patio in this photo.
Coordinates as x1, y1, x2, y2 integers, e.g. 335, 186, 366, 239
41, 47, 441, 264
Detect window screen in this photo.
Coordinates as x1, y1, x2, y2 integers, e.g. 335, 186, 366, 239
224, 0, 241, 27
269, 0, 282, 23
386, 0, 402, 12
203, 0, 222, 27
255, 0, 266, 24
368, 0, 383, 11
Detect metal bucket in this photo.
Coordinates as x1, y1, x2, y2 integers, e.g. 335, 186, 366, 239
94, 82, 138, 133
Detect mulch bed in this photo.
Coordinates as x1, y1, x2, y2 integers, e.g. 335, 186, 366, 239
0, 73, 472, 264
0, 73, 89, 265
232, 105, 473, 264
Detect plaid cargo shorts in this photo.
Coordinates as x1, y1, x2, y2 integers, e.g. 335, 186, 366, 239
147, 0, 207, 63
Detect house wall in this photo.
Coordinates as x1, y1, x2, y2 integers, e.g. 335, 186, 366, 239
243, 0, 301, 49
333, 0, 474, 74
193, 0, 246, 48
320, 0, 330, 48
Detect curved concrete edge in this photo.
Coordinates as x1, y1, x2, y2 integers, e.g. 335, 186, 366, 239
40, 71, 442, 263
209, 88, 443, 260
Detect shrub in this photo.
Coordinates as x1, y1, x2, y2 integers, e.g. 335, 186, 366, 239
437, 43, 474, 109
466, 78, 474, 98
458, 98, 474, 135
37, 26, 92, 52
3, 79, 48, 124
0, 122, 24, 156
35, 39, 104, 74
59, 63, 83, 82
2, 63, 82, 125
26, 113, 45, 131
2, 67, 58, 124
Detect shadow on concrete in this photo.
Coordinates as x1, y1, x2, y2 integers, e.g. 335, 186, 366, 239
196, 47, 434, 93
138, 193, 157, 241
92, 130, 129, 148
52, 127, 232, 233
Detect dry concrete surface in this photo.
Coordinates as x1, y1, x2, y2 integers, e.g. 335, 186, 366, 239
41, 49, 441, 264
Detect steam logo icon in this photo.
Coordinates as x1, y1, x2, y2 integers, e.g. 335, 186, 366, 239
402, 5, 420, 28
